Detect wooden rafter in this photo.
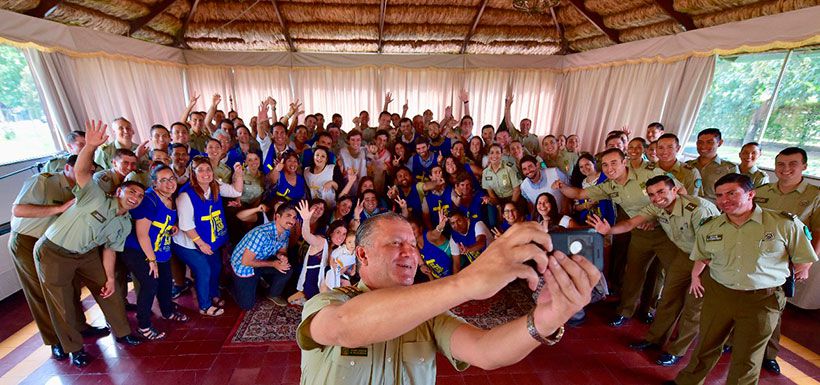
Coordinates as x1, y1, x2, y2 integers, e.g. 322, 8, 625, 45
654, 0, 697, 31
460, 0, 489, 54
549, 7, 572, 54
175, 0, 199, 48
129, 0, 177, 36
25, 0, 61, 18
377, 0, 387, 53
271, 0, 295, 52
565, 0, 620, 44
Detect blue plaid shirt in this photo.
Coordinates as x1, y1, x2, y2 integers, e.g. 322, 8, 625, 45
230, 222, 290, 278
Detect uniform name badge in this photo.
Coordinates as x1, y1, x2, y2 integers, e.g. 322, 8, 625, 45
341, 347, 368, 357
706, 234, 722, 242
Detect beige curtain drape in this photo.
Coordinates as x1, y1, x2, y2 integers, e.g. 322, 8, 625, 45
553, 55, 715, 153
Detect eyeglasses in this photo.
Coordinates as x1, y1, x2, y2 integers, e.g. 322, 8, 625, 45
156, 177, 176, 184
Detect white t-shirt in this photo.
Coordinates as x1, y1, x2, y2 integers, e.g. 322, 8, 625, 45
520, 167, 569, 212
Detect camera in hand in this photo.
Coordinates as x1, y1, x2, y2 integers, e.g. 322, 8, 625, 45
524, 229, 605, 272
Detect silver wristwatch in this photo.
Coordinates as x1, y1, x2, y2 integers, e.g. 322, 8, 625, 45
527, 309, 564, 345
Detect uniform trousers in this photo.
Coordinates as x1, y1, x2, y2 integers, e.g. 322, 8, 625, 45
617, 227, 676, 318
8, 233, 85, 346
674, 274, 784, 385
34, 238, 132, 353
644, 249, 703, 356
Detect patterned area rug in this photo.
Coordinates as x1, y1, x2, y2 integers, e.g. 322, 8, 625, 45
226, 281, 535, 346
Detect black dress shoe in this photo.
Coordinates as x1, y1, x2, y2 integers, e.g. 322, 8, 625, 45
762, 359, 780, 374
80, 325, 110, 337
115, 334, 142, 346
51, 344, 68, 360
69, 349, 91, 368
642, 312, 655, 324
628, 340, 659, 351
608, 315, 629, 327
656, 353, 681, 366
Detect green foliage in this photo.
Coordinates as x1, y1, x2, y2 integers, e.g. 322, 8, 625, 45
0, 45, 44, 120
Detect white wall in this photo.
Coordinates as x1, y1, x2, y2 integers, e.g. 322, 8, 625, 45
0, 157, 49, 300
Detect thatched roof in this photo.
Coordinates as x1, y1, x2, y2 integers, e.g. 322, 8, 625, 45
2, 0, 817, 54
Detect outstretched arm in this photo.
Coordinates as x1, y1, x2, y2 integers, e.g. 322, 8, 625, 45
76, 120, 108, 188
182, 94, 199, 125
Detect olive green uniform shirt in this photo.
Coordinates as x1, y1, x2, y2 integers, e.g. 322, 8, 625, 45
685, 156, 738, 202
521, 134, 541, 156
190, 131, 210, 153
43, 154, 70, 173
43, 181, 132, 254
93, 169, 126, 195
742, 165, 769, 188
481, 163, 521, 199
690, 206, 818, 290
214, 162, 232, 184
94, 141, 139, 170
650, 160, 703, 197
297, 281, 469, 385
754, 179, 819, 233
10, 172, 74, 238
558, 150, 578, 176
586, 167, 666, 218
125, 170, 151, 188
638, 195, 720, 254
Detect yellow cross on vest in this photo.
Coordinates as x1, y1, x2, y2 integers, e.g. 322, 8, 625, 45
276, 187, 291, 200
432, 199, 449, 215
200, 206, 223, 243
151, 215, 173, 252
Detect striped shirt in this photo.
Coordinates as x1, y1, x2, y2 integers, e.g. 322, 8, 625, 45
230, 222, 290, 278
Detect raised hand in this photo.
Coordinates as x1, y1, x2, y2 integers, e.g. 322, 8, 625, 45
444, 105, 452, 119
620, 125, 632, 137
212, 94, 221, 106
551, 180, 565, 190
189, 94, 200, 107
232, 162, 244, 175
585, 214, 611, 235
274, 157, 285, 173
354, 198, 364, 217
402, 100, 409, 114
136, 140, 150, 158
265, 96, 276, 108
391, 155, 401, 168
297, 200, 314, 221
459, 89, 469, 103
394, 196, 407, 210
384, 92, 394, 106
490, 227, 502, 239
84, 120, 109, 147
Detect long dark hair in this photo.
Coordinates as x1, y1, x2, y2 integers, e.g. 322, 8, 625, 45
533, 192, 561, 226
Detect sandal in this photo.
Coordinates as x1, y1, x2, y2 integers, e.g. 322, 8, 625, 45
138, 327, 166, 341
211, 297, 226, 308
199, 306, 224, 317
163, 311, 189, 323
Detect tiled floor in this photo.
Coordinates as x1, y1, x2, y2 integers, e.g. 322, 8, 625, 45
0, 288, 817, 385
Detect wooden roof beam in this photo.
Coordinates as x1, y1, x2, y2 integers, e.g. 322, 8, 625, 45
129, 0, 177, 36
565, 0, 620, 44
460, 0, 489, 54
175, 0, 199, 49
377, 0, 387, 53
271, 0, 296, 52
25, 0, 61, 18
549, 7, 572, 54
654, 0, 697, 31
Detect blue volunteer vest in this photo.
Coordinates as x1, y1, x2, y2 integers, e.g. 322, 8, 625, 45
430, 137, 451, 158
409, 154, 437, 182
180, 183, 227, 250
398, 185, 424, 219
125, 189, 177, 262
451, 219, 484, 263
425, 186, 453, 229
420, 233, 453, 279
274, 171, 307, 202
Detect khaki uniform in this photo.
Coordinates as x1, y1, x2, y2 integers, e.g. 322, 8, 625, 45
685, 156, 738, 202
43, 154, 70, 173
543, 152, 576, 175
92, 169, 126, 195
190, 130, 210, 153
35, 181, 134, 353
481, 163, 521, 199
674, 207, 817, 385
754, 179, 820, 359
650, 161, 703, 197
8, 172, 85, 346
125, 170, 151, 188
297, 281, 469, 385
586, 166, 678, 318
638, 195, 719, 356
94, 141, 139, 170
742, 166, 769, 188
214, 162, 233, 184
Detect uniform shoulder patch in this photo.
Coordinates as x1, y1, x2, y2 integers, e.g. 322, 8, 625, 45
683, 163, 694, 170
699, 216, 716, 226
645, 163, 656, 170
780, 211, 797, 221
685, 202, 698, 211
40, 172, 53, 178
753, 197, 769, 203
334, 286, 363, 299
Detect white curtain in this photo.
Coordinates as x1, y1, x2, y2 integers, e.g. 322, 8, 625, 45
184, 65, 234, 118
291, 67, 380, 131
554, 55, 715, 153
380, 67, 458, 123
509, 70, 561, 136
231, 66, 292, 123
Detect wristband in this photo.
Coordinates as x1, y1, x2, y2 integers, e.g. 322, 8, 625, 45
191, 236, 201, 242
146, 258, 157, 263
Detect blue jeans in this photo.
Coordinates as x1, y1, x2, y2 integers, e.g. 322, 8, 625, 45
233, 267, 293, 311
119, 248, 173, 329
172, 244, 222, 311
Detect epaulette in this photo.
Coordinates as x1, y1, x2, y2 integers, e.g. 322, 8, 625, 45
780, 211, 797, 221
645, 163, 656, 170
40, 172, 53, 178
699, 216, 716, 226
334, 285, 363, 299
684, 202, 698, 211
683, 163, 694, 170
